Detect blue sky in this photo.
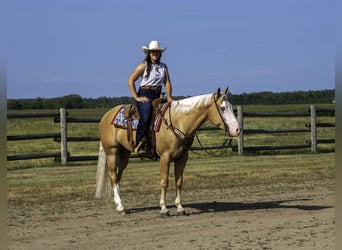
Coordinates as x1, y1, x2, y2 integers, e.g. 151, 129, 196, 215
2, 0, 335, 99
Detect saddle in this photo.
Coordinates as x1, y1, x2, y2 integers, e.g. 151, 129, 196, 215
112, 98, 170, 159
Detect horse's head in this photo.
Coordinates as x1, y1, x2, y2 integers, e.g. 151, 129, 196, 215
209, 88, 240, 137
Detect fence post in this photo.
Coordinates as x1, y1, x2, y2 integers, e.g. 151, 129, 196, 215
60, 108, 68, 165
237, 105, 244, 155
310, 105, 317, 153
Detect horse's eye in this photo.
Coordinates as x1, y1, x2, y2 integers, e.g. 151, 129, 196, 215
220, 106, 225, 112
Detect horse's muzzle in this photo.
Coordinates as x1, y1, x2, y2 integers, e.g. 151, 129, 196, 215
227, 127, 240, 137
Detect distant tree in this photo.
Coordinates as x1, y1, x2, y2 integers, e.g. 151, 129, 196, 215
7, 89, 335, 109
60, 94, 85, 109
8, 100, 24, 109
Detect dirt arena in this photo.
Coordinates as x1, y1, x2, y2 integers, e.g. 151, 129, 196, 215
7, 177, 334, 250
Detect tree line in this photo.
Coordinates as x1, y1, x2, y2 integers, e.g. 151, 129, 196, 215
7, 89, 335, 110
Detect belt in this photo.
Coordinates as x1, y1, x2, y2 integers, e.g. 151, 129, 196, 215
140, 86, 162, 91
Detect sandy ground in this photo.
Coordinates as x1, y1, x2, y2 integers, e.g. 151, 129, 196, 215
7, 179, 334, 250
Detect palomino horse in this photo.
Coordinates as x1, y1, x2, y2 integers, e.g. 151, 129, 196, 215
95, 88, 240, 217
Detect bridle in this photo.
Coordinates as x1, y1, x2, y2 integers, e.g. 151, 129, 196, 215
213, 92, 230, 135
163, 92, 233, 157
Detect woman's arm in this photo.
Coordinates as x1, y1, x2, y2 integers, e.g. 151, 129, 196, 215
164, 65, 174, 102
128, 63, 148, 102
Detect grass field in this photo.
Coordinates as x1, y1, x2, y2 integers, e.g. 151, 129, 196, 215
7, 103, 335, 170
7, 153, 335, 205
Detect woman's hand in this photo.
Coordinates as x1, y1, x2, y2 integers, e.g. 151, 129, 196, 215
135, 96, 149, 103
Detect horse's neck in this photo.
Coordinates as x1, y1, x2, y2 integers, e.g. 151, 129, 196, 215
169, 95, 211, 136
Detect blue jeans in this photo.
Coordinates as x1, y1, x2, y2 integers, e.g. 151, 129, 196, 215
135, 89, 161, 146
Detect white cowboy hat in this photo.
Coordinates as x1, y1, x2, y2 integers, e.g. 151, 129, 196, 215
142, 40, 167, 55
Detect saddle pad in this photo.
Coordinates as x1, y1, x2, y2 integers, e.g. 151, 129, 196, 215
112, 105, 139, 130
112, 103, 170, 131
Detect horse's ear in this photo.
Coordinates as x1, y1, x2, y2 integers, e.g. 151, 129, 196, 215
223, 87, 229, 95
215, 88, 221, 97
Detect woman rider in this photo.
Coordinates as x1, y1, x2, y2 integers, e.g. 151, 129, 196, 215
128, 40, 174, 154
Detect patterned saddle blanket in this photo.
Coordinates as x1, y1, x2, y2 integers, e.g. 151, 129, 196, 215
112, 105, 139, 130
111, 102, 170, 132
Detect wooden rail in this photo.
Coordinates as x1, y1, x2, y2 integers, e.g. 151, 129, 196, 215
7, 105, 335, 164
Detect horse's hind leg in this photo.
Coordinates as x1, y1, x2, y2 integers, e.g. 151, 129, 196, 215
107, 148, 129, 214
174, 152, 189, 216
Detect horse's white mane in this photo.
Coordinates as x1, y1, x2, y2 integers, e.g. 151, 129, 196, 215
171, 93, 212, 114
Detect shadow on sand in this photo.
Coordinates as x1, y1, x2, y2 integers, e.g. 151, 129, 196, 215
127, 199, 333, 215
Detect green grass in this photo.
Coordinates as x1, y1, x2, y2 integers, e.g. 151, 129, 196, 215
7, 153, 335, 205
7, 104, 335, 170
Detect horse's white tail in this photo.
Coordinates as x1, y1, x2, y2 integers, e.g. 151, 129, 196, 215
95, 141, 112, 199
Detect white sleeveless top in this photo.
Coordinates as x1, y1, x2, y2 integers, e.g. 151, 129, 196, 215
140, 62, 166, 87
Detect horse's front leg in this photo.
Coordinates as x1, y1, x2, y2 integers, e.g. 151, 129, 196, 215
174, 152, 188, 216
159, 155, 171, 217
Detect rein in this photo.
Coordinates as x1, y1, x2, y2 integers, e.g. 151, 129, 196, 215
162, 93, 233, 156
194, 132, 232, 157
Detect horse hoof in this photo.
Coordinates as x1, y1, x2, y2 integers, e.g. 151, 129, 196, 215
176, 210, 188, 216
116, 207, 126, 215
160, 211, 171, 218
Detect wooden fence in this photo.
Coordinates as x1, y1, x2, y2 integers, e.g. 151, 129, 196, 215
235, 105, 335, 155
7, 105, 335, 165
